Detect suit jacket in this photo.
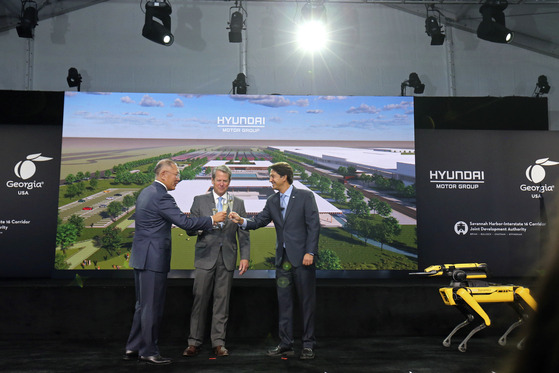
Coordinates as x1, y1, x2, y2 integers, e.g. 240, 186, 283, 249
188, 193, 250, 271
129, 182, 213, 273
245, 186, 320, 267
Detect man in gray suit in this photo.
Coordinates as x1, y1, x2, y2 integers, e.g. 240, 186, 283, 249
124, 159, 226, 365
183, 165, 250, 358
229, 162, 320, 360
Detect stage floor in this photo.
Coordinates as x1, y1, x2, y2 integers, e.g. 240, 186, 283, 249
0, 335, 518, 373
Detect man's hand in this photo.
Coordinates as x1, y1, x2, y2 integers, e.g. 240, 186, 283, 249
212, 211, 227, 223
302, 253, 314, 266
238, 259, 249, 275
229, 211, 243, 224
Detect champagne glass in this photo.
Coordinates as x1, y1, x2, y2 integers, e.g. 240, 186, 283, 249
227, 194, 234, 211
212, 207, 219, 229
227, 194, 235, 222
220, 195, 231, 227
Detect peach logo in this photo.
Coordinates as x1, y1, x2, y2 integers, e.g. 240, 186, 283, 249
526, 158, 559, 184
14, 153, 53, 180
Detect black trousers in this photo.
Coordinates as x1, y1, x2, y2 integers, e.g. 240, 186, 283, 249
276, 261, 316, 349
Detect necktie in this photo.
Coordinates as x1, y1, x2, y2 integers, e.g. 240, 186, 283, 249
281, 194, 287, 219
217, 196, 224, 227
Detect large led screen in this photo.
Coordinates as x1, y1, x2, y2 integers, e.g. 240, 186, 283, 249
56, 93, 417, 276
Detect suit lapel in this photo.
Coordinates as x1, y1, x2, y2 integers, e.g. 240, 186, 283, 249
203, 193, 215, 216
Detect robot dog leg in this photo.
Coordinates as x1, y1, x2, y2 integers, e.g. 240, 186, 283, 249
440, 287, 491, 352
498, 286, 537, 350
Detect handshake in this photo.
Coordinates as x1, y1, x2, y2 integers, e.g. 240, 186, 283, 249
210, 211, 244, 225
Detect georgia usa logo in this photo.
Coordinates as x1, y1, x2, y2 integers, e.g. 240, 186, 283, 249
6, 153, 52, 194
522, 158, 558, 198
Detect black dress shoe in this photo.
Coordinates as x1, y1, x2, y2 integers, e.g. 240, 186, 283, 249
122, 350, 138, 361
300, 348, 315, 360
266, 345, 294, 357
139, 355, 172, 365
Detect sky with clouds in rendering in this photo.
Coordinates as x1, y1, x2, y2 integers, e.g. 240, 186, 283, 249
63, 92, 414, 141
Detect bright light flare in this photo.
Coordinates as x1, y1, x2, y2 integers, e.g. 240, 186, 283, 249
296, 20, 328, 52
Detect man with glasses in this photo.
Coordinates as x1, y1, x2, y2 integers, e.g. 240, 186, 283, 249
124, 159, 226, 365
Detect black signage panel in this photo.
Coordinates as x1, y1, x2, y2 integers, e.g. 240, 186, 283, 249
416, 129, 557, 276
0, 91, 63, 278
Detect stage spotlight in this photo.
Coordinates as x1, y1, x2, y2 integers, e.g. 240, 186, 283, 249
142, 0, 174, 46
227, 1, 246, 43
232, 73, 248, 94
301, 0, 326, 22
533, 75, 551, 97
401, 73, 425, 96
67, 67, 82, 91
477, 0, 513, 44
66, 68, 82, 91
16, 1, 39, 39
297, 1, 328, 52
228, 11, 243, 42
425, 16, 445, 46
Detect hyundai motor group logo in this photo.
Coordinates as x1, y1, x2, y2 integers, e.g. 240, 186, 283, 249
429, 170, 485, 190
521, 157, 558, 197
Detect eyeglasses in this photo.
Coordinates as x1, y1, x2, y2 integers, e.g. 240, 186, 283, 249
166, 170, 180, 179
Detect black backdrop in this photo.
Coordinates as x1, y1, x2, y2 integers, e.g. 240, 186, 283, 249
415, 96, 550, 277
0, 92, 550, 278
0, 91, 63, 278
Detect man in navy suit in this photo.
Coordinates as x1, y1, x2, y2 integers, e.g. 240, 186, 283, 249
229, 162, 320, 360
124, 159, 226, 365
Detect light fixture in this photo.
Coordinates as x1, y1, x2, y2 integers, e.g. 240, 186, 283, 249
66, 68, 82, 91
227, 1, 246, 43
232, 73, 248, 94
477, 0, 513, 44
142, 0, 174, 46
301, 0, 326, 22
296, 0, 328, 52
533, 75, 551, 97
425, 6, 445, 46
401, 73, 425, 96
16, 1, 39, 39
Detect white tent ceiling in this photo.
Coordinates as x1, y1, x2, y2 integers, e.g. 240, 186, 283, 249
1, 0, 558, 58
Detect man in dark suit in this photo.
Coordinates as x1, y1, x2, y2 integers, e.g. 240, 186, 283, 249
124, 159, 226, 365
183, 165, 250, 358
229, 162, 320, 360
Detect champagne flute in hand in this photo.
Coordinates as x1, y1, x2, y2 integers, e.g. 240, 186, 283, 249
227, 194, 234, 212
212, 207, 219, 229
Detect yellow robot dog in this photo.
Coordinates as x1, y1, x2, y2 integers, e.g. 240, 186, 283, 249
411, 263, 537, 352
